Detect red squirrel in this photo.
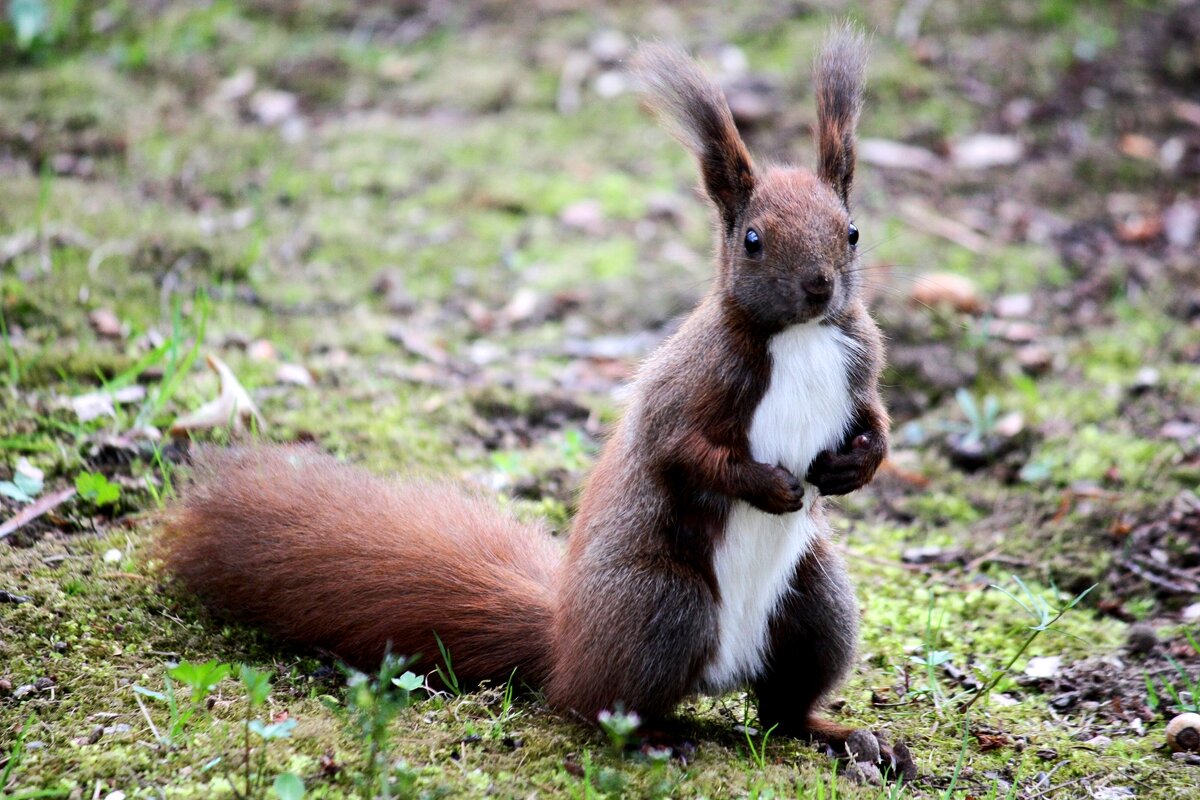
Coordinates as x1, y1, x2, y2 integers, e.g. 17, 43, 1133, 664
161, 26, 897, 766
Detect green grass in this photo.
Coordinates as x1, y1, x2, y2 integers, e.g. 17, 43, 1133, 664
2, 0, 1199, 797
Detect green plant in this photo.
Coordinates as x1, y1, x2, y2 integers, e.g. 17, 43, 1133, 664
911, 595, 952, 711
0, 307, 21, 390
143, 442, 177, 510
0, 459, 42, 503
597, 707, 640, 754
941, 718, 972, 800
960, 577, 1095, 713
478, 669, 522, 742
134, 290, 210, 429
954, 388, 1001, 445
433, 632, 461, 697
742, 715, 778, 771
1145, 629, 1200, 714
1, 715, 35, 793
75, 471, 120, 507
133, 659, 230, 747
339, 653, 421, 800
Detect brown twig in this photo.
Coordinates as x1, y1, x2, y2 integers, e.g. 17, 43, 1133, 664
0, 487, 77, 540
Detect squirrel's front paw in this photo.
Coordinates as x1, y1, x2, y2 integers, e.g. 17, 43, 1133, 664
806, 433, 883, 496
746, 463, 805, 514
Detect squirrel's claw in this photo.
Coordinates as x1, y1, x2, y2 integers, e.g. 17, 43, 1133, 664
806, 449, 870, 495
746, 463, 805, 514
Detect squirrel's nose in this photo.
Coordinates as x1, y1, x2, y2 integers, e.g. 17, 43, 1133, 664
802, 273, 833, 299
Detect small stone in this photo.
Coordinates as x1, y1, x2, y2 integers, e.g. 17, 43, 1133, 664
994, 293, 1033, 318
909, 272, 982, 314
1182, 602, 1200, 623
247, 339, 277, 362
951, 133, 1024, 170
88, 309, 122, 338
589, 29, 630, 64
1024, 656, 1061, 679
1083, 735, 1112, 748
844, 759, 882, 785
0, 678, 12, 694
13, 684, 34, 699
216, 68, 256, 103
846, 729, 880, 764
1125, 623, 1157, 654
249, 89, 298, 126
275, 363, 314, 387
559, 199, 605, 236
103, 548, 123, 564
993, 411, 1025, 438
1133, 367, 1160, 392
1161, 421, 1200, 440
1163, 200, 1199, 249
1016, 344, 1054, 375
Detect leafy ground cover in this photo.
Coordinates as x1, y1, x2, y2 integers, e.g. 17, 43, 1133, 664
2, 1, 1199, 797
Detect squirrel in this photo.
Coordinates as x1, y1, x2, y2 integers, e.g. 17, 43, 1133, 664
160, 26, 901, 768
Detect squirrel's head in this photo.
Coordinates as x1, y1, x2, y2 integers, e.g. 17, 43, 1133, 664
633, 27, 868, 332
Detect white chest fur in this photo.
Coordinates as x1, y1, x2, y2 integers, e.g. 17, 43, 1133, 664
701, 323, 857, 693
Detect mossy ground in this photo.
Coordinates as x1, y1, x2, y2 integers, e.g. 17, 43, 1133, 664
3, 1, 1199, 798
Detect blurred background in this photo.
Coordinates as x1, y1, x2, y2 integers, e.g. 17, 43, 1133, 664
2, 1, 1199, 797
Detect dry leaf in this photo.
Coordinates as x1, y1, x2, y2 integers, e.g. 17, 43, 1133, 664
170, 354, 265, 435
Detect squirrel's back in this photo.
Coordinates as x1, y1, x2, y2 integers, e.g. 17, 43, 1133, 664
158, 445, 561, 684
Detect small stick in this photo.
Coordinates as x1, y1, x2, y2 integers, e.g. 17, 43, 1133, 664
0, 487, 76, 540
134, 692, 163, 745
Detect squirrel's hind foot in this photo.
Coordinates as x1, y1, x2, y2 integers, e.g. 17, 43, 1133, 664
805, 717, 918, 785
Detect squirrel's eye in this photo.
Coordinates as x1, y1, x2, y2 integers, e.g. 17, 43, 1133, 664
744, 228, 762, 255
848, 223, 859, 247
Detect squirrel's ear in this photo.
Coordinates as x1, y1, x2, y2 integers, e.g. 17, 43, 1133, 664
813, 24, 868, 207
632, 43, 755, 234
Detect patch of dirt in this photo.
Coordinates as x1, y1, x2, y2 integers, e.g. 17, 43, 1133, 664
1106, 491, 1200, 604
1025, 631, 1200, 736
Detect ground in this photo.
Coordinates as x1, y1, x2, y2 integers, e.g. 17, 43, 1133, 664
2, 1, 1200, 798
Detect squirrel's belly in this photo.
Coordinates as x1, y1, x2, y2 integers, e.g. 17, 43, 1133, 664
700, 323, 856, 694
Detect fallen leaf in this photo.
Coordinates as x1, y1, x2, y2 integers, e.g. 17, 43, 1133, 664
70, 385, 145, 422
170, 354, 265, 435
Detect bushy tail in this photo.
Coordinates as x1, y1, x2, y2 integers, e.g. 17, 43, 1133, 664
157, 445, 562, 685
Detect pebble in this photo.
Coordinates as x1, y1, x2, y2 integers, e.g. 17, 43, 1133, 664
994, 293, 1033, 317
1125, 623, 1157, 654
909, 272, 982, 314
88, 308, 122, 338
846, 729, 880, 763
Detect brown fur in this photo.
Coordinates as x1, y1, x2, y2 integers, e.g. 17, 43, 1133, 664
158, 445, 561, 685
159, 29, 887, 747
814, 24, 868, 205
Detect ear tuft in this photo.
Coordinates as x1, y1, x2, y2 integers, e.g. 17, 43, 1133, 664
631, 42, 755, 233
814, 23, 869, 206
